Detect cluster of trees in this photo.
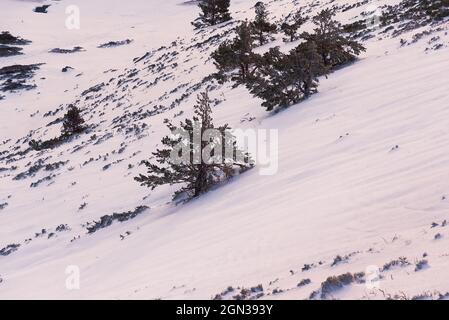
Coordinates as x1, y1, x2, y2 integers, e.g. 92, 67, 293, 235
25, 2, 368, 203
247, 42, 327, 111
137, 3, 364, 200
135, 92, 253, 200
193, 0, 278, 47
212, 8, 365, 111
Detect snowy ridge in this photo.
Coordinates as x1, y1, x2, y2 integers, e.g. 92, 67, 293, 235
1, 0, 449, 299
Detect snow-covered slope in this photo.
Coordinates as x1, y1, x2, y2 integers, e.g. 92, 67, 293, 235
1, 0, 449, 300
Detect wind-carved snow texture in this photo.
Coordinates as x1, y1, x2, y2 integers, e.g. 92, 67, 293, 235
0, 0, 449, 299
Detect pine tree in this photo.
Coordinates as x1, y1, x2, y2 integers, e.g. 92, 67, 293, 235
250, 2, 277, 46
301, 9, 365, 68
135, 92, 253, 200
29, 105, 86, 151
246, 42, 327, 111
212, 21, 257, 82
62, 105, 86, 135
193, 0, 232, 28
281, 9, 308, 42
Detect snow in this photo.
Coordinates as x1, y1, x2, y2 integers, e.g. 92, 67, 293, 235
1, 0, 449, 300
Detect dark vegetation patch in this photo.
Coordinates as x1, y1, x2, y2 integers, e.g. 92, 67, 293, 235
62, 66, 74, 73
310, 272, 365, 299
0, 31, 31, 45
381, 0, 449, 37
412, 291, 449, 300
34, 5, 51, 14
0, 244, 20, 256
49, 46, 85, 54
98, 39, 133, 48
0, 64, 43, 93
86, 206, 149, 234
382, 257, 411, 271
213, 284, 266, 300
415, 259, 429, 272
30, 174, 56, 188
29, 135, 72, 151
213, 286, 235, 300
0, 46, 23, 58
29, 105, 87, 151
13, 159, 67, 181
297, 278, 312, 287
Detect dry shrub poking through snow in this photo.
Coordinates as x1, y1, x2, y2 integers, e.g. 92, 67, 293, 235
310, 272, 365, 299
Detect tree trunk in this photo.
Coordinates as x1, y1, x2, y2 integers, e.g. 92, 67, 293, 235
194, 166, 207, 197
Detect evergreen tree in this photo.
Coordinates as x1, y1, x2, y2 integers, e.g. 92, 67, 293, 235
250, 2, 277, 46
135, 92, 253, 199
281, 9, 308, 42
212, 21, 257, 82
301, 9, 365, 67
247, 42, 327, 111
62, 105, 86, 135
29, 105, 86, 151
193, 0, 232, 28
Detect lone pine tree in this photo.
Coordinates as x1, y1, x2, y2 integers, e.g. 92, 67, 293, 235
194, 0, 232, 28
62, 105, 86, 136
29, 105, 86, 151
281, 9, 308, 42
301, 9, 365, 68
135, 92, 253, 200
247, 42, 327, 111
250, 2, 277, 46
212, 21, 257, 82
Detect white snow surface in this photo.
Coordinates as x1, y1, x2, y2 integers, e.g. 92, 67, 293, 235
1, 0, 449, 300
